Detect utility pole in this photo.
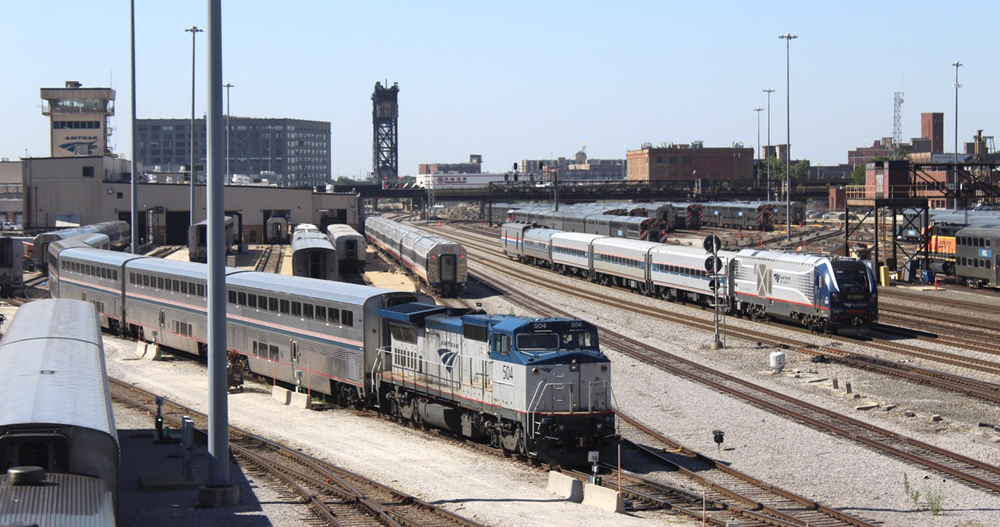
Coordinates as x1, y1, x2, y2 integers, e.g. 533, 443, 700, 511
764, 88, 774, 201
224, 82, 233, 184
779, 33, 797, 241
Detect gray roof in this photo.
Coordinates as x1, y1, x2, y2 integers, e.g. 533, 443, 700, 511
229, 271, 416, 306
0, 300, 115, 438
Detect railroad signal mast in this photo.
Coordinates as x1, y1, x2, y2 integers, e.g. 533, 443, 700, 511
704, 235, 727, 350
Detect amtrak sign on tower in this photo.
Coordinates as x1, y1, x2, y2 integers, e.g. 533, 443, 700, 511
41, 81, 115, 158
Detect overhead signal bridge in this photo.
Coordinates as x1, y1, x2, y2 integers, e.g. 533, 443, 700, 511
335, 179, 838, 213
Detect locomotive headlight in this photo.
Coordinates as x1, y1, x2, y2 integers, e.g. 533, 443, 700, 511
831, 292, 840, 302
532, 367, 539, 375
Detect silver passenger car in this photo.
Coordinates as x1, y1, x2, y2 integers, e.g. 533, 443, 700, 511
0, 299, 118, 524
326, 224, 367, 272
291, 224, 338, 281
365, 217, 467, 297
187, 216, 235, 263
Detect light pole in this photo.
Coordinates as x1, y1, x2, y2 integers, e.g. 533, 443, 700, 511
130, 0, 138, 252
224, 82, 233, 184
185, 25, 203, 226
764, 88, 774, 201
754, 107, 763, 191
952, 60, 962, 210
779, 33, 797, 240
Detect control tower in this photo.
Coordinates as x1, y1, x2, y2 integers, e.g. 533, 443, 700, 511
40, 81, 115, 157
372, 81, 399, 182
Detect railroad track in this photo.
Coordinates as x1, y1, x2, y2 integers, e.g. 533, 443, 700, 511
146, 245, 184, 258
109, 378, 482, 527
610, 412, 873, 526
434, 224, 1000, 496
255, 244, 284, 274
470, 269, 1000, 495
468, 275, 878, 525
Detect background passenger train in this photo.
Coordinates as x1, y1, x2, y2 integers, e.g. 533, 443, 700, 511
325, 224, 367, 272
31, 220, 130, 271
703, 202, 773, 230
47, 246, 613, 464
365, 216, 467, 297
953, 226, 1000, 288
502, 223, 877, 334
291, 223, 338, 281
265, 216, 289, 243
0, 299, 118, 524
188, 216, 235, 263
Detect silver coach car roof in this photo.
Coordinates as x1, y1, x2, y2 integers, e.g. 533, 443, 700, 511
0, 300, 115, 439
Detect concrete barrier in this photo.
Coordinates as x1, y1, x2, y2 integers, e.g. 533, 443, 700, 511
134, 341, 161, 361
546, 471, 583, 503
271, 386, 290, 405
583, 482, 622, 513
289, 390, 312, 410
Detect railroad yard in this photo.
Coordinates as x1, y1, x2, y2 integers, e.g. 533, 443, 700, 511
7, 213, 1000, 527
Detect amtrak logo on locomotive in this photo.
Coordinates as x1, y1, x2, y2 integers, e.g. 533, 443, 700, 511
437, 348, 459, 373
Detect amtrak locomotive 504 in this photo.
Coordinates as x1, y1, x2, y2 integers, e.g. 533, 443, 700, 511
48, 244, 614, 464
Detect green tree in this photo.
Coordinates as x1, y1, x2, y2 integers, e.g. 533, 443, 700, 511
851, 164, 866, 185
790, 159, 810, 185
763, 156, 785, 183
334, 176, 356, 187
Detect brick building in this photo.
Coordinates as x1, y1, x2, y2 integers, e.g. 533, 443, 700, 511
419, 154, 482, 175
922, 112, 944, 154
626, 142, 753, 182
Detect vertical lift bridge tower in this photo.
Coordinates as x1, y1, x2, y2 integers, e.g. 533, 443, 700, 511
372, 82, 399, 184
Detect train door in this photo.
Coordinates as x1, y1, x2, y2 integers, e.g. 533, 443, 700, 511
440, 254, 457, 284
290, 340, 300, 387
158, 309, 165, 344
345, 240, 357, 261
308, 251, 324, 279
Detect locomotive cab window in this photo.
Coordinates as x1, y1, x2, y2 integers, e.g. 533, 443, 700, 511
560, 331, 596, 350
492, 334, 511, 355
517, 333, 559, 351
389, 325, 417, 344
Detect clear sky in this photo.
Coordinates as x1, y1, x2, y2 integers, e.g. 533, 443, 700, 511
2, 1, 997, 177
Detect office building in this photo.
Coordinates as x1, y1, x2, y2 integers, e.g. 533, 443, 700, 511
136, 117, 330, 187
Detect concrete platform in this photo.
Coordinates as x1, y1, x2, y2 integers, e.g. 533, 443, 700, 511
364, 270, 417, 292
115, 401, 301, 525
279, 247, 293, 276
140, 472, 203, 491
164, 247, 190, 261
